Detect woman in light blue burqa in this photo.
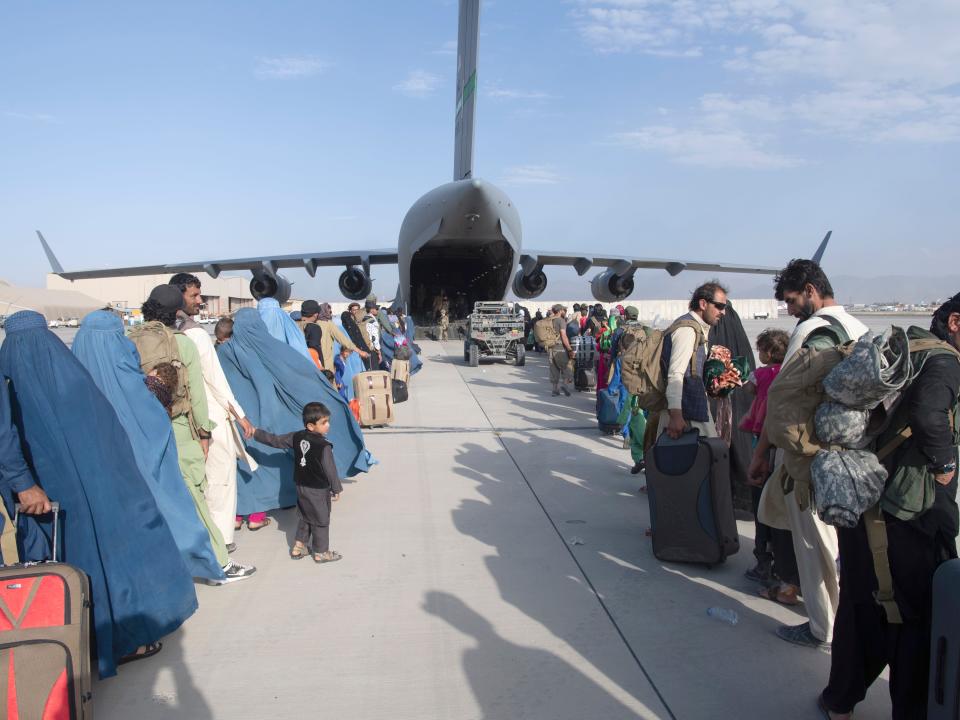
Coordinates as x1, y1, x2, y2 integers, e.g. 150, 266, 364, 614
257, 297, 311, 360
0, 311, 197, 678
72, 310, 224, 581
217, 308, 374, 516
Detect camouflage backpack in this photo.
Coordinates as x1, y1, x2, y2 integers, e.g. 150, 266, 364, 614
127, 321, 195, 424
619, 318, 704, 413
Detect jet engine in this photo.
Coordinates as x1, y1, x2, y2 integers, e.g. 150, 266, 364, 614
590, 269, 635, 303
249, 271, 292, 304
338, 266, 372, 301
511, 268, 548, 299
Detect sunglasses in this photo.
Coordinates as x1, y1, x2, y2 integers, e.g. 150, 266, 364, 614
708, 300, 728, 311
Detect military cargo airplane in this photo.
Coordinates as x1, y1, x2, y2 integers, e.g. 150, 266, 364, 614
39, 0, 829, 323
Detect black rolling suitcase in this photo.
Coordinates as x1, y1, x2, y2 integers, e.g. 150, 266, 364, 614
645, 430, 739, 565
928, 558, 960, 719
575, 368, 597, 391
392, 378, 409, 404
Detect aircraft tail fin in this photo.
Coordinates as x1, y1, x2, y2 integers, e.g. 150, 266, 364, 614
37, 231, 65, 274
812, 230, 832, 264
453, 0, 480, 181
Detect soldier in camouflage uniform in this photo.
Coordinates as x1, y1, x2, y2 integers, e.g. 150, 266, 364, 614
439, 299, 450, 341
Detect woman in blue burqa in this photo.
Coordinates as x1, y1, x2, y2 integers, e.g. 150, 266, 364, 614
72, 310, 224, 581
217, 308, 374, 516
0, 311, 197, 678
378, 306, 423, 375
257, 296, 311, 359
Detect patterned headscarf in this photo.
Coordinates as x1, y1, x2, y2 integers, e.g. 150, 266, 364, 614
318, 302, 334, 321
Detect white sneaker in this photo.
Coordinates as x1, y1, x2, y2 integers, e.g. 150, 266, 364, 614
210, 560, 257, 585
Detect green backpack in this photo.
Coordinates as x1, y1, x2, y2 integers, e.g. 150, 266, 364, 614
619, 318, 704, 413
127, 321, 195, 424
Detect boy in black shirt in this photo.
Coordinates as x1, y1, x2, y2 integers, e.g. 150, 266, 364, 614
254, 402, 344, 563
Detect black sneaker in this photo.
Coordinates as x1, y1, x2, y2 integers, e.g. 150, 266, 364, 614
211, 560, 256, 585
776, 622, 831, 651
630, 460, 645, 475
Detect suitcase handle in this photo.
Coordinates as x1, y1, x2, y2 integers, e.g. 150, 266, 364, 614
13, 501, 61, 563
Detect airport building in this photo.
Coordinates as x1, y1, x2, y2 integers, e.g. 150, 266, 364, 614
46, 273, 258, 316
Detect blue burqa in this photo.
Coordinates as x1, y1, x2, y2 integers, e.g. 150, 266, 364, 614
0, 378, 37, 556
71, 310, 224, 581
257, 297, 311, 360
379, 317, 423, 375
217, 309, 374, 515
0, 311, 197, 678
606, 359, 630, 438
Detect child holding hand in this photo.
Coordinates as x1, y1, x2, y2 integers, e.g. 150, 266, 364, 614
254, 402, 343, 563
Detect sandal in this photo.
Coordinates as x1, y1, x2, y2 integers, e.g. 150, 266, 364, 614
290, 543, 308, 560
314, 551, 343, 564
247, 517, 272, 531
119, 641, 162, 665
758, 582, 801, 606
234, 519, 243, 531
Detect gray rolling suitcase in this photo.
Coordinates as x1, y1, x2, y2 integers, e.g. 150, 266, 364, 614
928, 558, 960, 719
646, 430, 740, 565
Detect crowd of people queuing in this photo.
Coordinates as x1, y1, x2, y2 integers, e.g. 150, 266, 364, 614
0, 274, 425, 678
1, 260, 957, 716
531, 260, 960, 719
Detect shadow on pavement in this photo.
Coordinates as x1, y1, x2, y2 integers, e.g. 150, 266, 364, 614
96, 622, 213, 719
423, 591, 659, 719
448, 428, 883, 718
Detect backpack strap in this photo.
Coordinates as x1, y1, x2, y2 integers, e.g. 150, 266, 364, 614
802, 313, 850, 349
908, 338, 960, 360
855, 426, 917, 626
863, 503, 903, 624
666, 318, 707, 378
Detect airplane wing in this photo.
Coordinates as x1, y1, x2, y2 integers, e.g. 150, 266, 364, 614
519, 251, 780, 278
520, 231, 831, 278
38, 232, 398, 281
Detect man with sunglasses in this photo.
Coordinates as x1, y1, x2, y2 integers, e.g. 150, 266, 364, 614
662, 281, 730, 440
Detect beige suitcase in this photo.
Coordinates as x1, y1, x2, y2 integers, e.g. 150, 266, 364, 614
390, 359, 410, 384
352, 371, 395, 427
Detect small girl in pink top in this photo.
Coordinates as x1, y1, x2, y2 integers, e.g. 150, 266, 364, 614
740, 328, 790, 435
741, 328, 794, 597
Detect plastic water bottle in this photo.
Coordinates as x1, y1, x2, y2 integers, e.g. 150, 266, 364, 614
706, 607, 739, 625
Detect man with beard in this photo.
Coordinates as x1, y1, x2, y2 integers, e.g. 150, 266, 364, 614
170, 273, 258, 548
749, 259, 867, 650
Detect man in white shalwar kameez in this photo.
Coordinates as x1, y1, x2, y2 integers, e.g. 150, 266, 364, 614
171, 274, 259, 550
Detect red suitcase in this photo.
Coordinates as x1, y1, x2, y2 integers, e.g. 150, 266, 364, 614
1, 503, 92, 719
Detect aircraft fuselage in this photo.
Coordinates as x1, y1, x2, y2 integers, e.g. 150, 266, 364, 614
398, 178, 522, 322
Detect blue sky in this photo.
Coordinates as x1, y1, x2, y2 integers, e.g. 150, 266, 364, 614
2, 0, 958, 300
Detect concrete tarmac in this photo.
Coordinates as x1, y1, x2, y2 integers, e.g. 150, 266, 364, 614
95, 341, 891, 719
